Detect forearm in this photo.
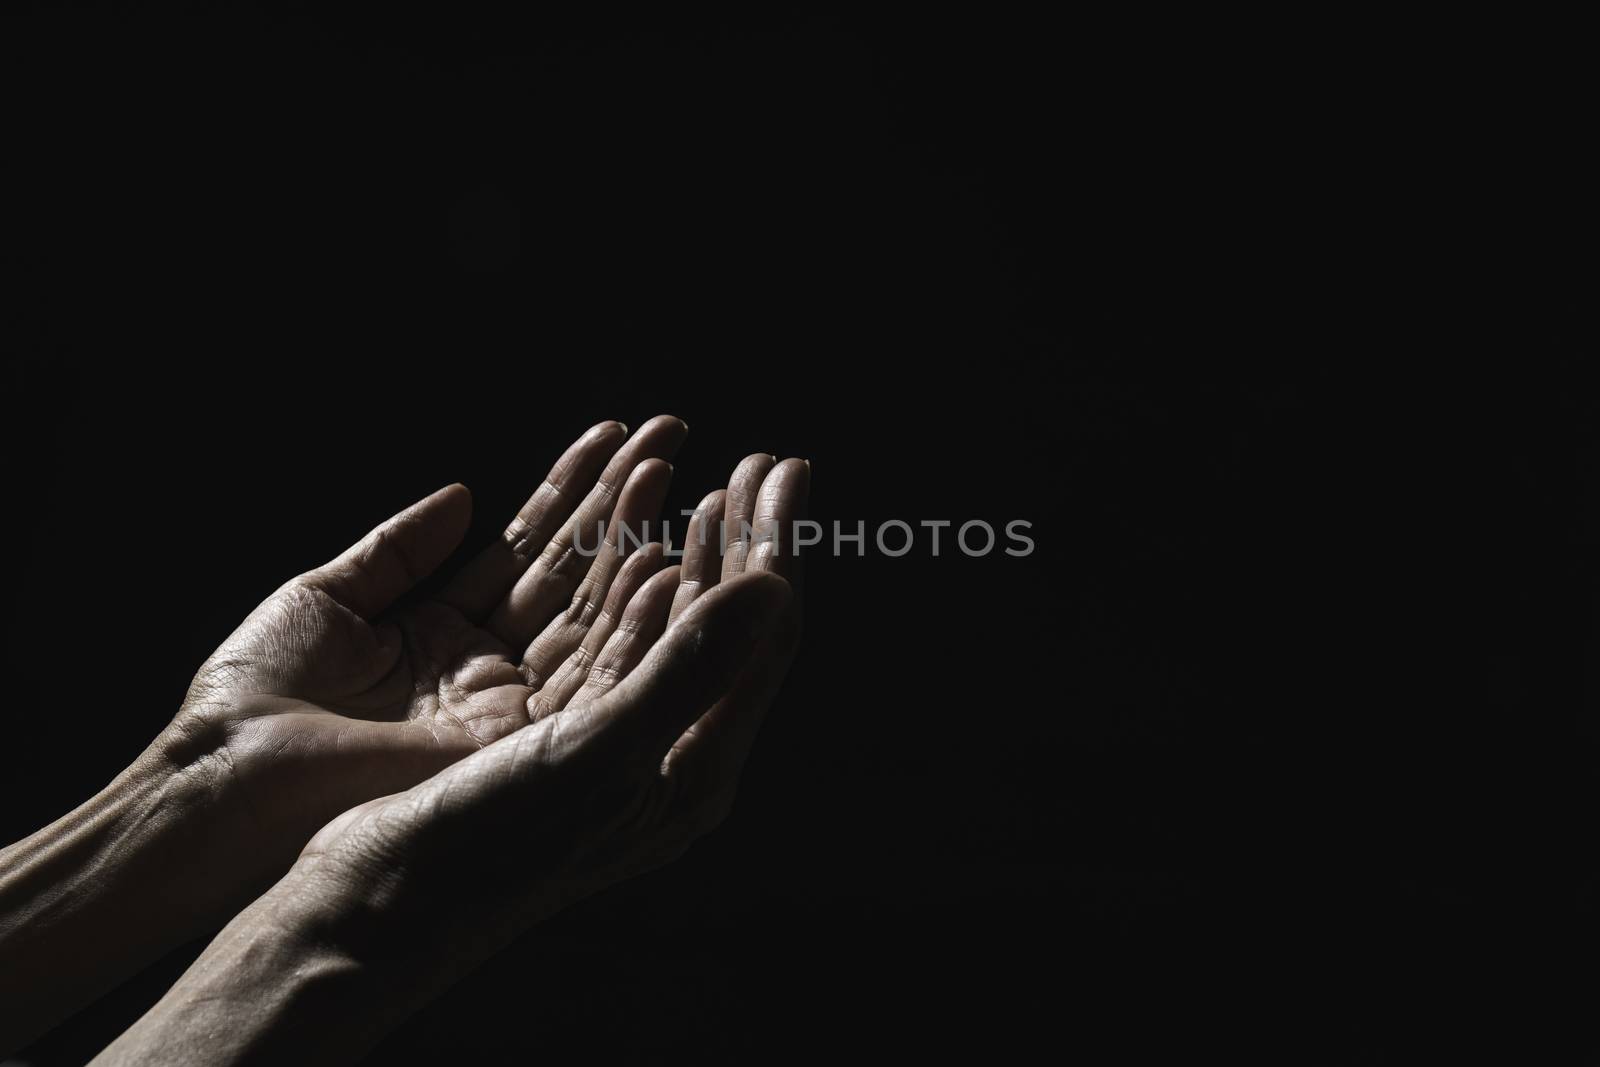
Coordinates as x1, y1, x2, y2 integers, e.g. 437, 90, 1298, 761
93, 863, 492, 1067
0, 735, 246, 1052
91, 878, 392, 1067
93, 806, 597, 1065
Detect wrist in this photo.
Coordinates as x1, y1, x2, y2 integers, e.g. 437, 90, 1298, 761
144, 710, 314, 906
149, 705, 237, 807
272, 851, 478, 995
93, 891, 375, 1067
0, 741, 221, 1053
98, 862, 454, 1066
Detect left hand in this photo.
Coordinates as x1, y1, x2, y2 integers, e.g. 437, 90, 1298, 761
164, 415, 689, 902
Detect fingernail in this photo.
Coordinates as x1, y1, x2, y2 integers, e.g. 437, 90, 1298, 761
803, 459, 812, 475
617, 422, 629, 435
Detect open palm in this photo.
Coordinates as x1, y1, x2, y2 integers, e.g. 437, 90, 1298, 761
287, 452, 810, 968
167, 416, 689, 882
89, 452, 809, 1067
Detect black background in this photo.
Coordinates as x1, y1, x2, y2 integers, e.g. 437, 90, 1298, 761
2, 5, 1589, 1064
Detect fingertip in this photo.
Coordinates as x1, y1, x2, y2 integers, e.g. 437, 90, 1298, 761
638, 413, 690, 440
757, 460, 810, 517
431, 482, 474, 520
733, 452, 777, 480
578, 420, 629, 447
628, 456, 674, 485
693, 487, 728, 518
614, 461, 676, 537
634, 562, 682, 601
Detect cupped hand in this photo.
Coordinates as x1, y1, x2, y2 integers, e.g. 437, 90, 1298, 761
285, 455, 809, 973
79, 455, 807, 1066
163, 416, 690, 895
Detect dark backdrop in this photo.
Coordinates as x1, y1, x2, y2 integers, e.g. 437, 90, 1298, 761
3, 6, 1587, 1064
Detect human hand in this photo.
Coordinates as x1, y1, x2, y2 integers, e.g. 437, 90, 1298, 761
167, 416, 692, 898
0, 416, 689, 1052
93, 456, 809, 1066
300, 454, 808, 906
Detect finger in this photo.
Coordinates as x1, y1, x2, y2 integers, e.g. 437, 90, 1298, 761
514, 459, 674, 677
525, 546, 668, 720
745, 458, 810, 586
302, 484, 473, 620
564, 564, 680, 708
437, 420, 629, 620
720, 453, 776, 580
665, 458, 808, 796
667, 488, 726, 624
562, 572, 792, 766
488, 416, 684, 645
663, 595, 801, 816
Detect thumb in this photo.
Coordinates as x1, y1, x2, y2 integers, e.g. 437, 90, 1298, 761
573, 571, 793, 764
304, 483, 473, 619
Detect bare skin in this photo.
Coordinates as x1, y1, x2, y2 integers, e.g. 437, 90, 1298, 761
0, 416, 732, 1053
91, 453, 809, 1065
